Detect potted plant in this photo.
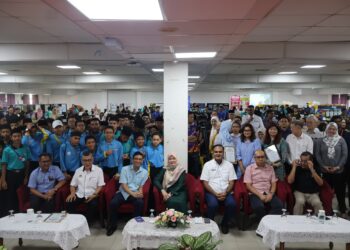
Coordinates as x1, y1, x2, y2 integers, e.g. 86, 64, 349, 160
159, 231, 222, 250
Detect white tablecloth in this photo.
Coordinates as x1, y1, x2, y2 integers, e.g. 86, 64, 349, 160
256, 215, 350, 250
122, 217, 221, 250
0, 213, 90, 250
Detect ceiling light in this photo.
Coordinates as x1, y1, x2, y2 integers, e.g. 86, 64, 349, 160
152, 68, 164, 72
188, 76, 200, 79
83, 71, 101, 75
67, 0, 163, 20
301, 65, 326, 69
175, 52, 217, 59
0, 72, 8, 75
57, 65, 81, 69
188, 83, 196, 86
43, 93, 51, 96
278, 71, 298, 75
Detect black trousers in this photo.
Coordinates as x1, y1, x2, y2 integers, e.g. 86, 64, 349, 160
66, 196, 98, 222
148, 166, 162, 210
188, 152, 201, 178
5, 169, 25, 212
30, 194, 55, 213
324, 173, 347, 213
0, 189, 6, 217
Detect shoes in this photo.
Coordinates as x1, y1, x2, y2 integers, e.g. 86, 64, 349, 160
106, 226, 117, 236
220, 224, 229, 234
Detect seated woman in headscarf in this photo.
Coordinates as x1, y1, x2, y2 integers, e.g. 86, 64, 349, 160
154, 154, 187, 213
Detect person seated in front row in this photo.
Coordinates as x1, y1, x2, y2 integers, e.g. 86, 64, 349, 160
66, 151, 105, 223
287, 151, 324, 215
200, 144, 237, 234
244, 150, 283, 222
28, 153, 65, 213
154, 153, 187, 213
106, 152, 148, 236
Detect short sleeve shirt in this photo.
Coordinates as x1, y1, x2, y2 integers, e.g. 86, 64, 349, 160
70, 165, 105, 199
2, 145, 31, 170
28, 166, 65, 193
244, 163, 278, 194
200, 159, 237, 193
119, 165, 148, 200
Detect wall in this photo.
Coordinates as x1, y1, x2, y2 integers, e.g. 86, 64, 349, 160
39, 89, 333, 110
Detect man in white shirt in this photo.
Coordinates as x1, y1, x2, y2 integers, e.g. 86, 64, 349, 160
286, 120, 314, 163
303, 115, 324, 140
66, 151, 105, 223
242, 105, 265, 134
200, 144, 237, 234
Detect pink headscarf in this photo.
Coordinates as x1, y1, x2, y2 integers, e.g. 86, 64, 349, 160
162, 153, 186, 189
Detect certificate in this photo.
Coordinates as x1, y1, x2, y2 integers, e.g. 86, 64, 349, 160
224, 147, 236, 163
264, 145, 281, 163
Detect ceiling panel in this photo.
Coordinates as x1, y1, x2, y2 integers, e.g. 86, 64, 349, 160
92, 20, 242, 36
22, 17, 99, 43
0, 2, 59, 18
301, 27, 350, 36
244, 35, 294, 42
259, 15, 328, 27
162, 0, 256, 20
272, 0, 350, 15
290, 35, 350, 42
318, 15, 350, 27
249, 27, 308, 36
339, 6, 350, 14
0, 17, 61, 43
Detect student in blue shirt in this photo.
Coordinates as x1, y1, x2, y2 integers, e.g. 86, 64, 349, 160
1, 128, 31, 212
87, 118, 103, 143
236, 123, 262, 179
22, 123, 49, 174
28, 153, 65, 212
0, 124, 11, 146
98, 126, 123, 179
81, 136, 103, 166
75, 119, 87, 149
63, 116, 76, 141
117, 127, 134, 166
106, 152, 148, 236
59, 131, 81, 181
0, 139, 6, 217
130, 132, 148, 171
46, 120, 66, 167
146, 132, 164, 182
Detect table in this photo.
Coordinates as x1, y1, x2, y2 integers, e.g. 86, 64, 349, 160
122, 217, 221, 250
0, 213, 90, 250
256, 215, 350, 250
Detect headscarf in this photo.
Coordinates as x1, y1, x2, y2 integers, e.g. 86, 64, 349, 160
209, 116, 221, 153
162, 153, 186, 189
323, 122, 341, 159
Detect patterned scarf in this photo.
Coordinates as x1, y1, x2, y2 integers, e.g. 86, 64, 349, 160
162, 153, 186, 189
323, 122, 341, 159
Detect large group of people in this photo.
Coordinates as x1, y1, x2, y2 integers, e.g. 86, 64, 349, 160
0, 102, 349, 237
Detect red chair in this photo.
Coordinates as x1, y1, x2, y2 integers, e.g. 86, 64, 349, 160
153, 174, 199, 214
197, 178, 242, 216
103, 178, 151, 219
17, 185, 30, 212
276, 180, 294, 214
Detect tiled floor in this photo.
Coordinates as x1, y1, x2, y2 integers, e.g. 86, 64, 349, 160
2, 223, 348, 250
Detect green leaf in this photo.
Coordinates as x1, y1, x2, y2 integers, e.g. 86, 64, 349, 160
159, 243, 179, 250
182, 234, 195, 248
193, 232, 212, 249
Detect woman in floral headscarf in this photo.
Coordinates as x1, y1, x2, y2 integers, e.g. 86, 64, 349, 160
315, 122, 348, 215
154, 154, 187, 213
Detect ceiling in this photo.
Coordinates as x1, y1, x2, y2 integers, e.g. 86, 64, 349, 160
0, 0, 350, 94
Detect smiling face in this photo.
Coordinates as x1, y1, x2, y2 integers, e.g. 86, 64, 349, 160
326, 125, 337, 137
213, 145, 224, 162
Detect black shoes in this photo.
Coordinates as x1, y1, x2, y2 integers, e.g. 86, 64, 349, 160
106, 226, 117, 236
220, 224, 229, 234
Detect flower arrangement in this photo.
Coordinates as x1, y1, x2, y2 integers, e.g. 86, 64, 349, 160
154, 209, 190, 228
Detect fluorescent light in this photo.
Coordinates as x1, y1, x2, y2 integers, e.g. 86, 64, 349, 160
188, 83, 196, 86
152, 68, 164, 72
67, 0, 164, 20
43, 93, 51, 96
175, 52, 217, 59
57, 65, 81, 69
278, 71, 298, 75
0, 72, 8, 75
188, 76, 200, 79
83, 71, 101, 75
301, 65, 326, 69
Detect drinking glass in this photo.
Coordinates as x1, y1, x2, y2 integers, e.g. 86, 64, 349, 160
306, 209, 312, 218
149, 209, 155, 218
281, 208, 287, 217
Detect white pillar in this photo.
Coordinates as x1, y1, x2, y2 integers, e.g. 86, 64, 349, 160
163, 62, 188, 170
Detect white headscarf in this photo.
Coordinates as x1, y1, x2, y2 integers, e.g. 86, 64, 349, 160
162, 153, 186, 189
209, 116, 220, 152
323, 122, 341, 159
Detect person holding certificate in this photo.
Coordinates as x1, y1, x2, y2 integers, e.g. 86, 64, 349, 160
262, 124, 289, 181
